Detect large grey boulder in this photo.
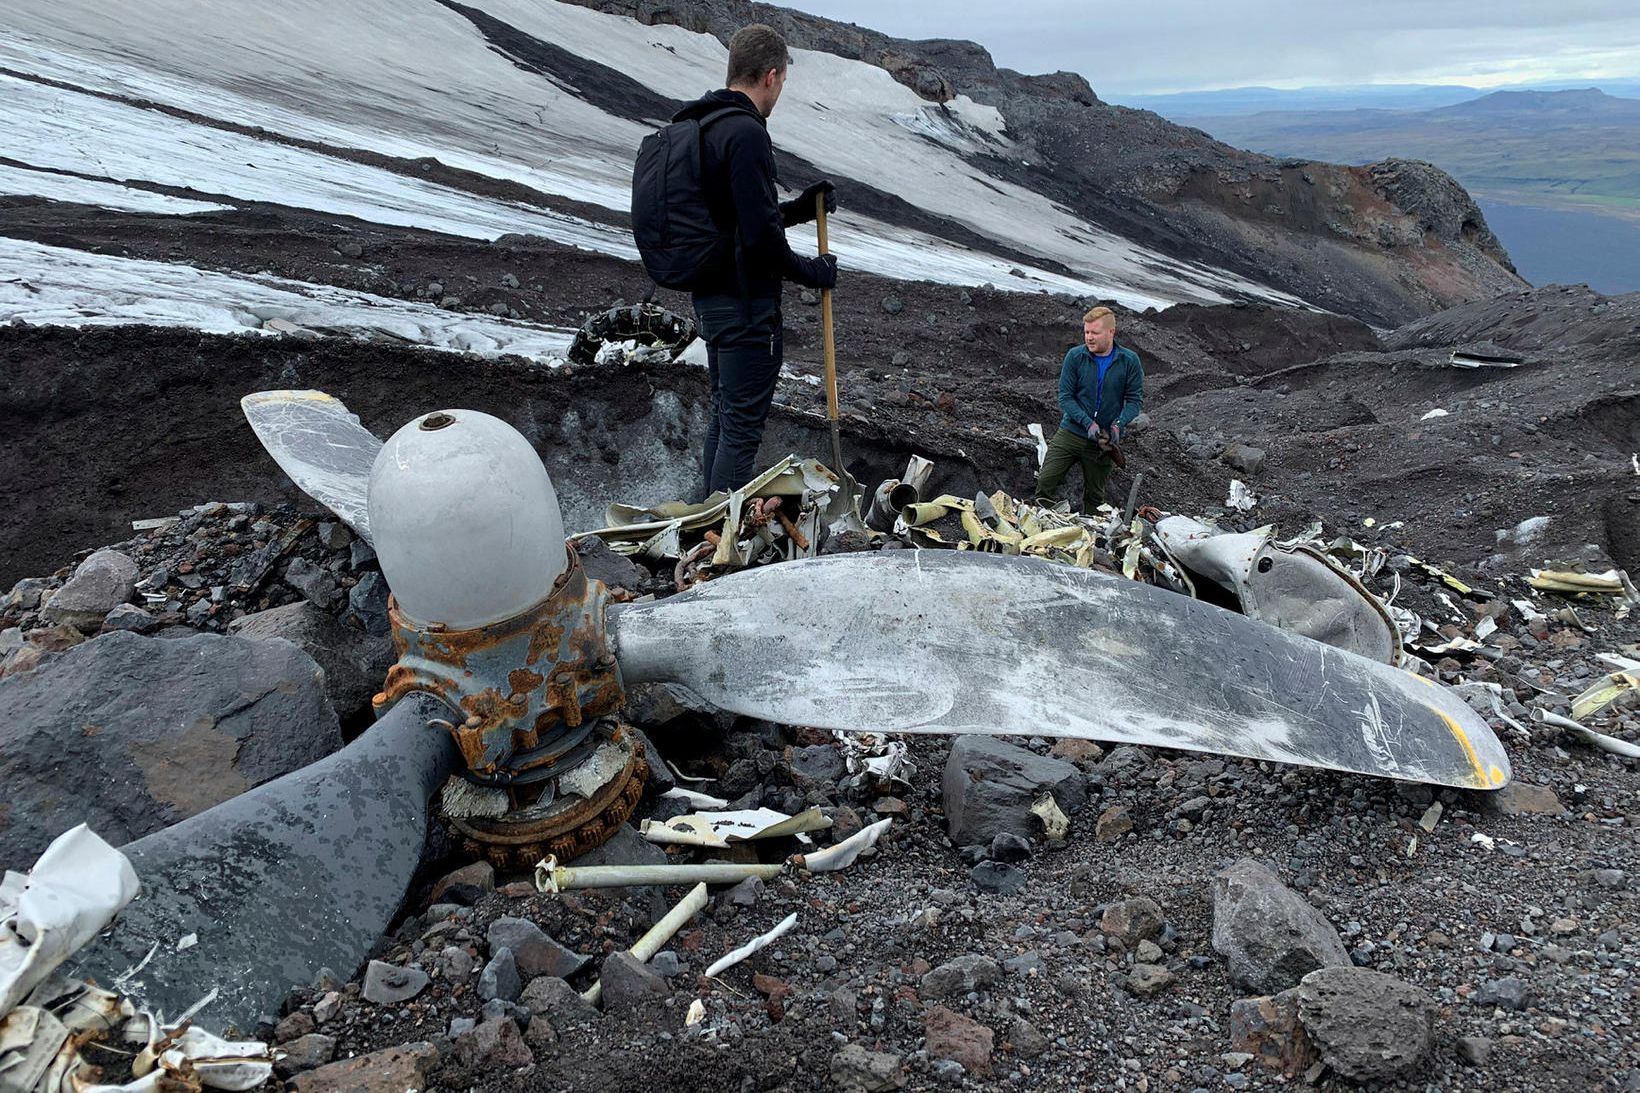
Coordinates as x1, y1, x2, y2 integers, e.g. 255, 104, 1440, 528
40, 550, 138, 632
1211, 859, 1350, 994
1294, 967, 1436, 1082
0, 630, 341, 868
229, 601, 393, 719
941, 736, 1086, 846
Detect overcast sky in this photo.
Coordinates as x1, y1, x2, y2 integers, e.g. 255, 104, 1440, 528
786, 1, 1640, 96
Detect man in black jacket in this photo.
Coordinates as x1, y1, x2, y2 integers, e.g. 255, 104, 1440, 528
672, 24, 838, 497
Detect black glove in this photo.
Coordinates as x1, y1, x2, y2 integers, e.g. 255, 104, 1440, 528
805, 253, 838, 290
781, 180, 837, 225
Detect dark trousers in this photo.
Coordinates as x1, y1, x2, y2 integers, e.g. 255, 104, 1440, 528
693, 293, 783, 497
1035, 427, 1115, 512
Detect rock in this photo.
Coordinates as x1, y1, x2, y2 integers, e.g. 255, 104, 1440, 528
650, 951, 681, 977
316, 521, 352, 551
1476, 976, 1534, 1011
599, 950, 668, 1014
1008, 1015, 1047, 1058
345, 572, 391, 637
829, 1043, 905, 1092
1485, 782, 1566, 816
361, 960, 429, 1005
447, 1017, 476, 1040
565, 823, 671, 919
348, 538, 377, 570
292, 1042, 437, 1093
1095, 805, 1134, 842
1212, 859, 1350, 994
990, 832, 1031, 863
40, 550, 138, 632
1097, 745, 1151, 781
1100, 897, 1164, 947
479, 946, 522, 1002
1135, 939, 1163, 963
437, 945, 473, 983
4, 577, 53, 615
970, 860, 1024, 895
790, 743, 846, 785
274, 1033, 337, 1077
922, 1006, 993, 1074
1221, 443, 1267, 476
0, 631, 340, 868
454, 1016, 533, 1069
283, 556, 337, 608
501, 272, 520, 289
574, 536, 646, 594
230, 602, 393, 719
337, 241, 365, 259
274, 1011, 317, 1043
24, 621, 86, 654
1457, 1035, 1493, 1065
726, 875, 765, 907
921, 954, 1001, 999
1295, 967, 1435, 1082
311, 992, 341, 1025
518, 976, 599, 1028
102, 604, 158, 633
1230, 990, 1319, 1078
429, 860, 495, 905
486, 916, 590, 980
881, 295, 904, 316
942, 735, 1086, 845
1048, 738, 1103, 767
1126, 963, 1174, 997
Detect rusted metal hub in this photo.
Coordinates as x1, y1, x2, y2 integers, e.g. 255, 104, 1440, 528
372, 545, 646, 864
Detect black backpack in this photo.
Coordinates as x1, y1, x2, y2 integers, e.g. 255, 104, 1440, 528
630, 106, 755, 291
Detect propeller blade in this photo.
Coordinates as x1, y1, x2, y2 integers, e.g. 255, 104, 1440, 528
609, 551, 1510, 791
241, 390, 382, 542
69, 696, 458, 1032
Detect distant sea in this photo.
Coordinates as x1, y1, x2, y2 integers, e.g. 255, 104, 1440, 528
1476, 200, 1640, 295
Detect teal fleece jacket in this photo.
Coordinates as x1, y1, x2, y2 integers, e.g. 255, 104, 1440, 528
1056, 342, 1144, 434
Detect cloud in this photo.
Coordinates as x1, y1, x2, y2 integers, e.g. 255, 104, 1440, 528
786, 0, 1640, 94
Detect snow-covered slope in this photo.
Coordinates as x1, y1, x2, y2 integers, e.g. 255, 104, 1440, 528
0, 0, 1310, 350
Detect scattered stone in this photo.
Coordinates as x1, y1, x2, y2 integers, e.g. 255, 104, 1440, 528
486, 916, 589, 979
574, 535, 646, 595
4, 577, 52, 615
970, 860, 1025, 895
1100, 897, 1164, 947
1135, 939, 1163, 963
479, 946, 522, 1002
790, 743, 846, 785
1008, 1016, 1047, 1059
1485, 782, 1566, 816
292, 1042, 437, 1093
1212, 859, 1350, 993
726, 875, 765, 907
1126, 963, 1174, 997
282, 556, 338, 608
315, 521, 351, 551
101, 603, 158, 633
229, 601, 392, 719
429, 860, 495, 905
990, 832, 1031, 863
599, 950, 669, 1014
274, 1011, 317, 1043
942, 735, 1086, 845
922, 1006, 993, 1074
921, 954, 1001, 999
1048, 738, 1103, 767
1221, 443, 1267, 476
274, 1034, 337, 1078
454, 1016, 533, 1069
361, 960, 429, 1005
1457, 1036, 1493, 1065
1095, 804, 1135, 843
649, 951, 682, 977
40, 549, 138, 631
0, 631, 340, 866
345, 571, 390, 636
830, 1043, 906, 1092
437, 945, 473, 983
1476, 976, 1534, 1012
311, 992, 341, 1025
1230, 990, 1319, 1078
23, 623, 85, 652
1295, 967, 1435, 1082
519, 976, 599, 1028
881, 295, 904, 315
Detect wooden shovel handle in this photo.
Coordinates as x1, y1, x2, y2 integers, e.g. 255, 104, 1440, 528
816, 193, 839, 423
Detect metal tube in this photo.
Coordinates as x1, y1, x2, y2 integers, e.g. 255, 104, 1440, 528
535, 859, 786, 892
582, 882, 709, 1005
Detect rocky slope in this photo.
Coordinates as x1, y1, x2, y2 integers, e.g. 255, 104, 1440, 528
562, 0, 1524, 325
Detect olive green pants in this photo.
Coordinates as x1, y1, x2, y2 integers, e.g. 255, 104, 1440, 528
1035, 427, 1114, 512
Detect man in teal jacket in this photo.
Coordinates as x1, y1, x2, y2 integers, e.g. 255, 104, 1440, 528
1035, 306, 1144, 512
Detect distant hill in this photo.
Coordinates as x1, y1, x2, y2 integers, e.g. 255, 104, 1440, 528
1177, 88, 1640, 220
1115, 78, 1640, 117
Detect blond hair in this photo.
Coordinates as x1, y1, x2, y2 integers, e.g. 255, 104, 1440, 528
1082, 306, 1115, 329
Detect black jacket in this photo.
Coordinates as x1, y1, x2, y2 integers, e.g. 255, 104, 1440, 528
673, 90, 831, 300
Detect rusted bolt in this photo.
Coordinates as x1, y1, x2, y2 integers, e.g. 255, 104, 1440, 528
420, 412, 456, 431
